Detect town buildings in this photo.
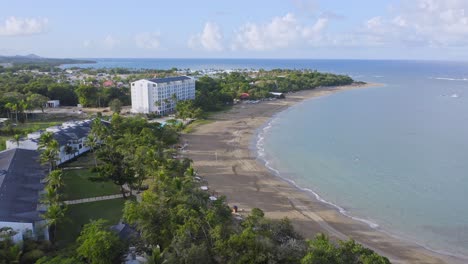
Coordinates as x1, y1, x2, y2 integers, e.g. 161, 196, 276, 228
130, 76, 195, 115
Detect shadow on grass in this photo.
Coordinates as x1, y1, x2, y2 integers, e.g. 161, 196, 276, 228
56, 198, 131, 247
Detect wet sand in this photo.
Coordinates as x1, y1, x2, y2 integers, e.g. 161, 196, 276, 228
183, 84, 465, 264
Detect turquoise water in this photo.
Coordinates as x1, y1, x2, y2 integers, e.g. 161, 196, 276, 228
67, 58, 468, 258
257, 63, 468, 259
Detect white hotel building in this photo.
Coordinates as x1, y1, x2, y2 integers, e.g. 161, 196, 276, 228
130, 76, 196, 115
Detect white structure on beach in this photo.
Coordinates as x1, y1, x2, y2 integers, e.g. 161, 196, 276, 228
130, 76, 196, 115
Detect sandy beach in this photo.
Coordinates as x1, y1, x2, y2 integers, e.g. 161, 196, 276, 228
183, 84, 465, 264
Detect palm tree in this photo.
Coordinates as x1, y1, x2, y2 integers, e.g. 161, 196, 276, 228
84, 133, 99, 167
42, 202, 66, 244
154, 101, 161, 113
91, 118, 107, 140
11, 104, 18, 123
40, 139, 59, 172
13, 134, 21, 147
44, 170, 64, 190
41, 185, 60, 205
38, 132, 54, 150
21, 101, 30, 123
64, 145, 74, 159
184, 165, 195, 177
171, 93, 178, 106
4, 102, 13, 121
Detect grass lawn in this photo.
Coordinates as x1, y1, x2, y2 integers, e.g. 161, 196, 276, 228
60, 169, 121, 200
56, 198, 128, 246
0, 136, 7, 151
182, 119, 213, 133
60, 152, 99, 168
14, 120, 62, 130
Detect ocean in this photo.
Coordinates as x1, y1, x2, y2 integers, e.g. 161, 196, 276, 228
65, 58, 468, 258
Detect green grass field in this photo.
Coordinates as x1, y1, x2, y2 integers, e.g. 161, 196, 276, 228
14, 120, 62, 130
60, 169, 121, 201
60, 152, 99, 168
182, 119, 213, 133
56, 198, 127, 246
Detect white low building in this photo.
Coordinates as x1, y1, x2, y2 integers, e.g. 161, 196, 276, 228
130, 76, 196, 115
0, 148, 49, 242
46, 100, 60, 108
5, 119, 107, 165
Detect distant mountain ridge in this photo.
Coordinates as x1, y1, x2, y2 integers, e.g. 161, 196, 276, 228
16, 54, 42, 59
0, 54, 95, 66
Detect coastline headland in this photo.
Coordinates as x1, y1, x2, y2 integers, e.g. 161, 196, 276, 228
183, 82, 466, 264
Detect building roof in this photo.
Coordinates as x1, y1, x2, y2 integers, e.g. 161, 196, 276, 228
50, 120, 93, 145
0, 148, 47, 223
111, 222, 138, 240
146, 76, 191, 84
103, 80, 114, 87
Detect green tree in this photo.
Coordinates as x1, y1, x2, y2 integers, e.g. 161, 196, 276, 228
109, 98, 122, 113
0, 238, 22, 264
38, 132, 54, 150
42, 203, 67, 245
76, 219, 123, 264
84, 133, 99, 167
75, 85, 98, 107
13, 134, 21, 147
44, 170, 64, 190
27, 93, 49, 113
47, 84, 78, 106
39, 139, 59, 172
175, 100, 203, 120
96, 141, 135, 198
64, 145, 74, 159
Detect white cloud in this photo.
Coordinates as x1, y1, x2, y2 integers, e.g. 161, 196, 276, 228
83, 40, 92, 48
135, 32, 161, 49
0, 16, 48, 36
189, 22, 224, 51
232, 13, 329, 51
102, 35, 120, 49
356, 0, 468, 47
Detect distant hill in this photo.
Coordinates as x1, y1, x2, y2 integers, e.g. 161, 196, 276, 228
0, 54, 95, 66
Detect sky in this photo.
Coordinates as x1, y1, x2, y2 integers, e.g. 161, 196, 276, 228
1, 0, 468, 60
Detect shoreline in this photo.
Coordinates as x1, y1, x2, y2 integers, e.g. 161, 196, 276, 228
183, 83, 465, 264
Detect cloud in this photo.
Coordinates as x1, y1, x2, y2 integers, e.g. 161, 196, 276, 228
102, 35, 120, 49
232, 13, 329, 51
0, 16, 48, 36
355, 0, 468, 47
83, 40, 92, 48
135, 32, 161, 49
189, 22, 224, 51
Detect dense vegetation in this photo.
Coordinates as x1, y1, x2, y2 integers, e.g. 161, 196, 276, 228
2, 115, 388, 264
194, 70, 354, 111
0, 67, 354, 118
0, 73, 129, 109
